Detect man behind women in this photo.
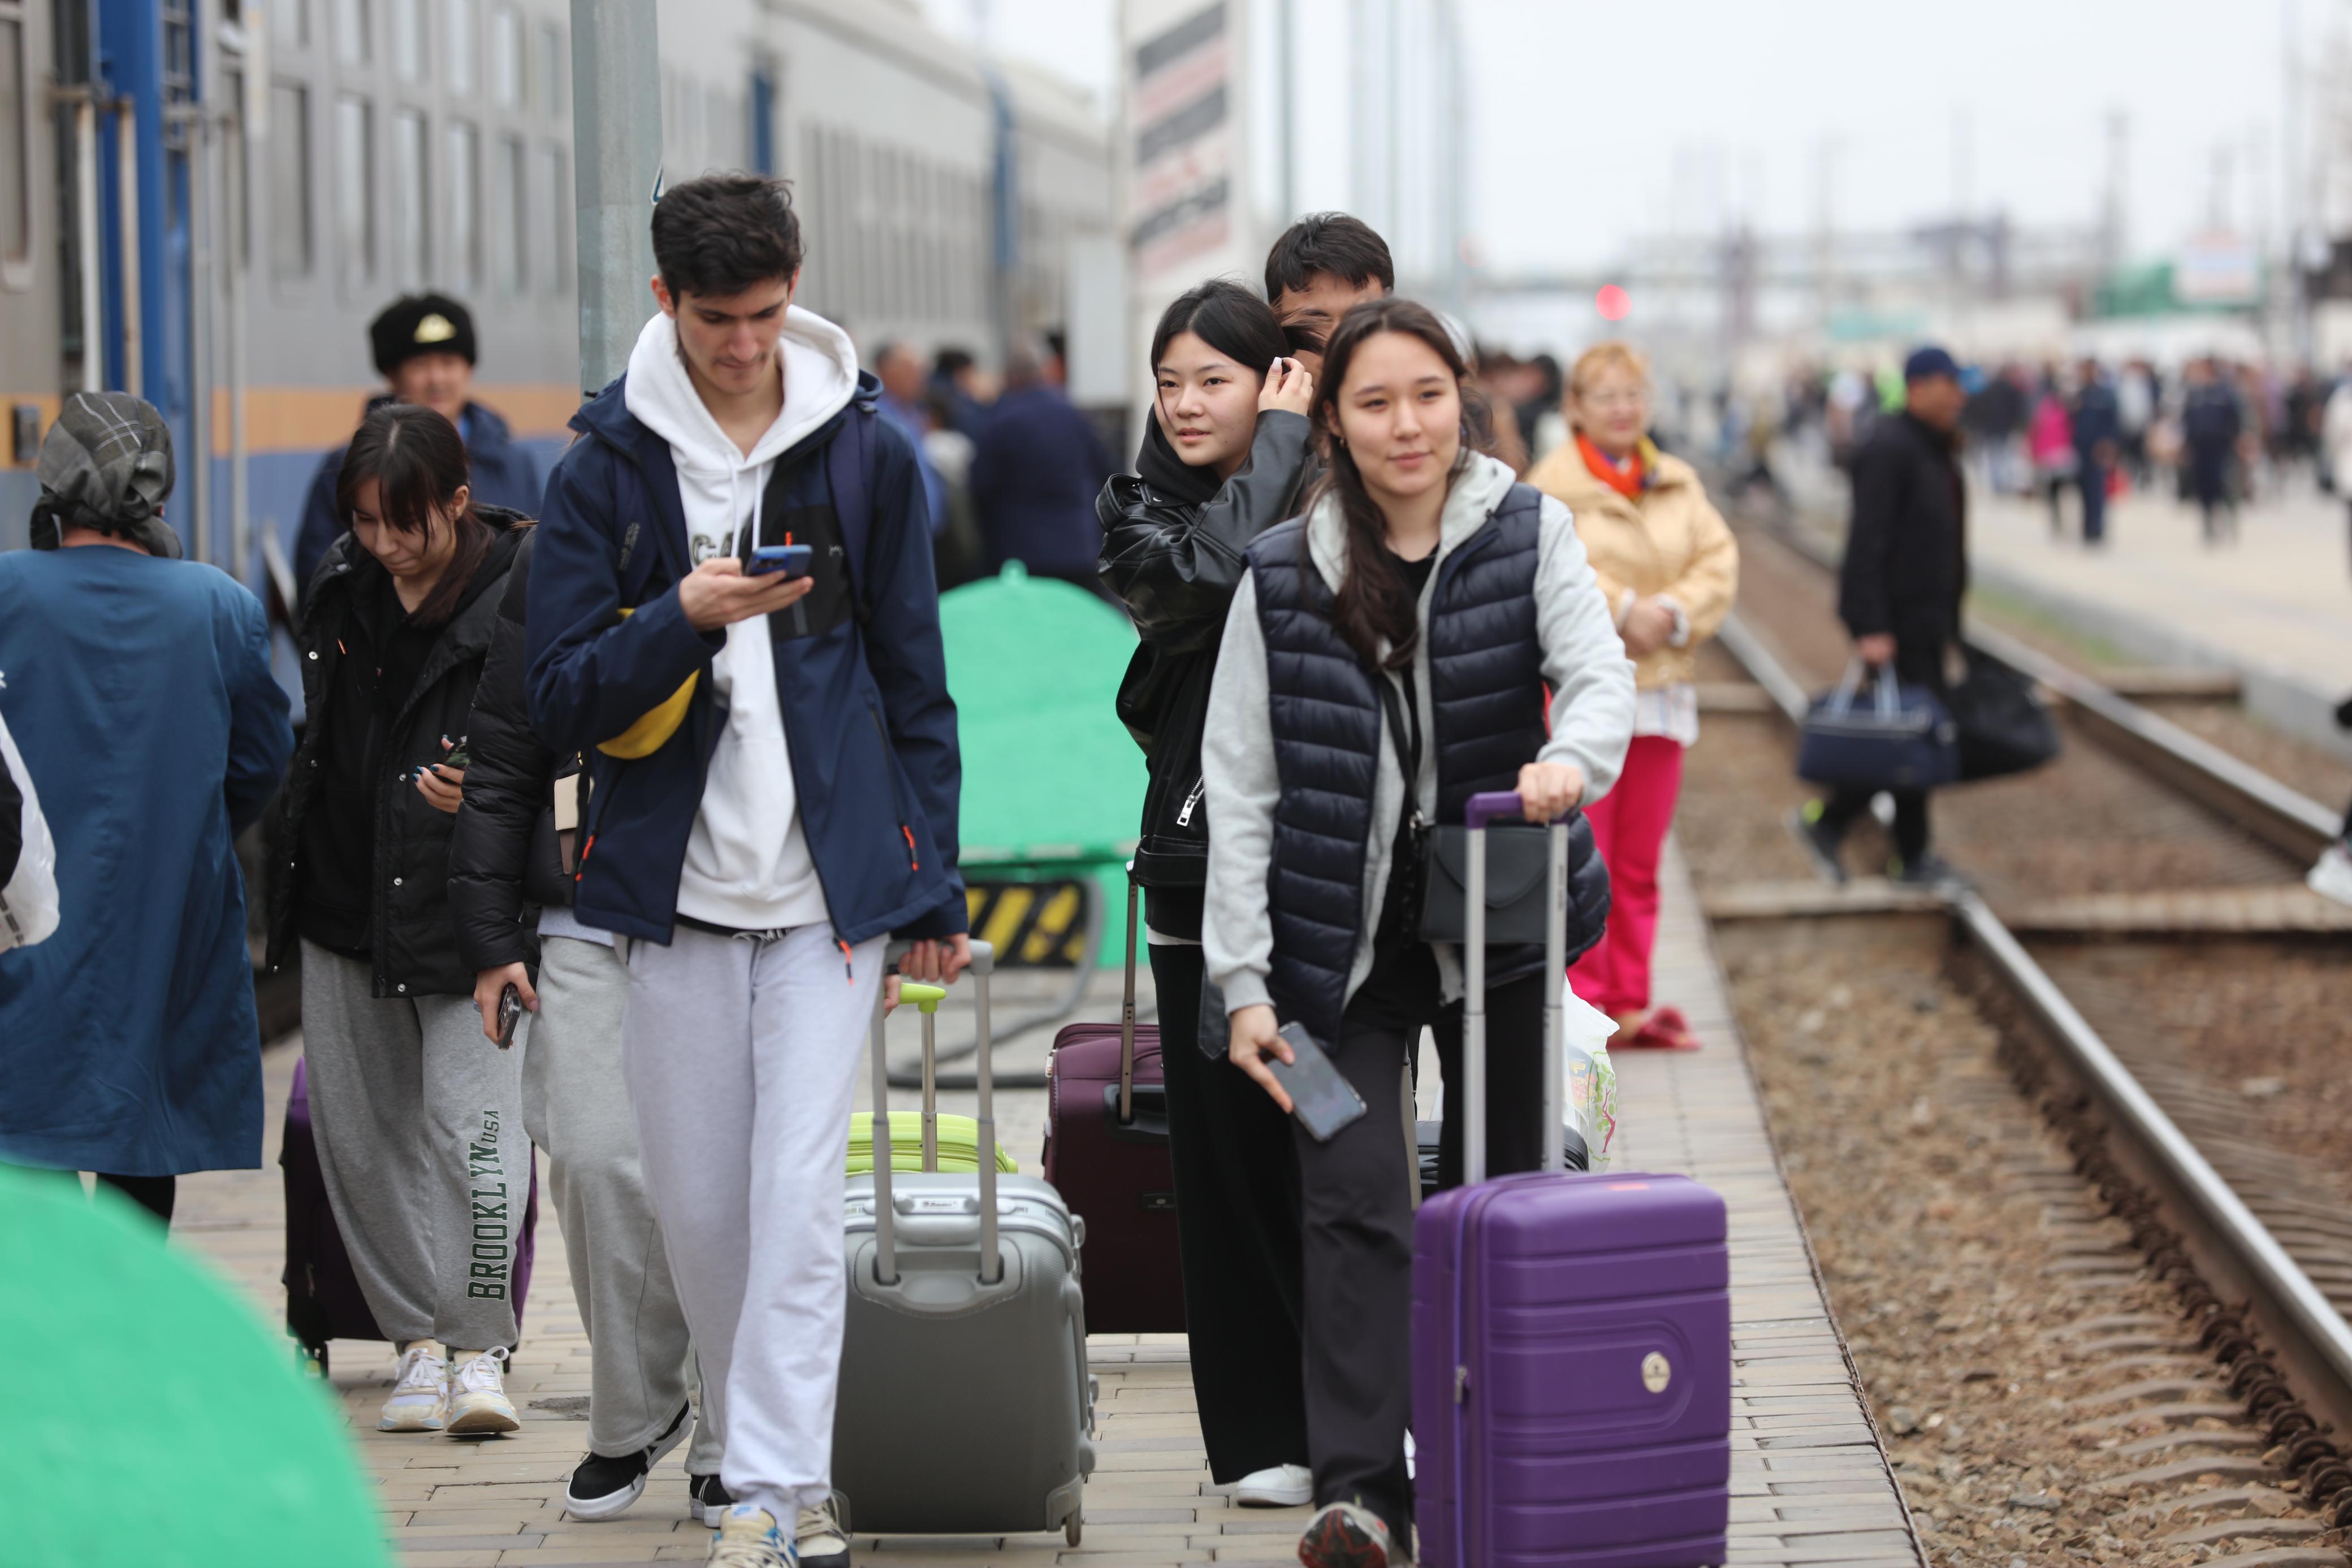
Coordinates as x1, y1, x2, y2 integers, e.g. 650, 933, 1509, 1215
0, 394, 293, 1224
1204, 300, 1634, 1568
296, 293, 545, 599
451, 522, 722, 1521
1528, 342, 1738, 1050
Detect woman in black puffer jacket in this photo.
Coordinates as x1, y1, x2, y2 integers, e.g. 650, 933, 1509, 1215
1094, 279, 1316, 1505
266, 402, 534, 1436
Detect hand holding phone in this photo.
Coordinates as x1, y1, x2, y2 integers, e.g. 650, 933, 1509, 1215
1268, 1022, 1368, 1142
748, 543, 814, 578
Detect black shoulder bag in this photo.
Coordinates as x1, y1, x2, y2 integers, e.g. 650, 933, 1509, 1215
1376, 673, 1610, 958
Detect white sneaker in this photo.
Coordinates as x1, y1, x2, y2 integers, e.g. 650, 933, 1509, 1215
1233, 1462, 1313, 1507
794, 1498, 850, 1567
708, 1504, 797, 1567
378, 1341, 448, 1431
443, 1346, 520, 1435
2309, 841, 2352, 909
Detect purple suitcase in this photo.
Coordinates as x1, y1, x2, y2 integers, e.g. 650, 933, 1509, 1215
282, 1054, 541, 1376
1411, 793, 1731, 1568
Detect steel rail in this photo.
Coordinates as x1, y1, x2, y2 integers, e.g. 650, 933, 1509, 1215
1715, 605, 2352, 1430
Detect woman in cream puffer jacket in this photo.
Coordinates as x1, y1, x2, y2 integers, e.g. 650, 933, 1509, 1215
1525, 341, 1737, 1049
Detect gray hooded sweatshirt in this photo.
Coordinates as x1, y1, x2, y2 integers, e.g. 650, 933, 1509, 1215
1201, 451, 1637, 1021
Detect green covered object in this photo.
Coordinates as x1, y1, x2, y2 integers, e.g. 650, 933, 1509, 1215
849, 1111, 1019, 1174
940, 562, 1146, 965
0, 1166, 391, 1568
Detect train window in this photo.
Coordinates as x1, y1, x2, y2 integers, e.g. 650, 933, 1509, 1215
332, 0, 368, 67
390, 0, 423, 82
446, 120, 479, 291
269, 81, 312, 278
494, 133, 524, 294
0, 13, 23, 268
335, 94, 374, 291
443, 0, 475, 94
391, 109, 429, 288
537, 23, 564, 119
490, 6, 520, 109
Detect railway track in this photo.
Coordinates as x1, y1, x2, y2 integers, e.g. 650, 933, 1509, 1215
1702, 525, 2352, 1548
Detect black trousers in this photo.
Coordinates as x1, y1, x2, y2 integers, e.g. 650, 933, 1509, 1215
7, 1166, 176, 1224
1816, 648, 1947, 867
1152, 941, 1310, 1483
1297, 954, 1546, 1541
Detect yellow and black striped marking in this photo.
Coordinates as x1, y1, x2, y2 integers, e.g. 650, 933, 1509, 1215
965, 878, 1092, 967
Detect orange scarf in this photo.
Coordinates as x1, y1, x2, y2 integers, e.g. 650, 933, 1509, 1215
1577, 433, 1646, 499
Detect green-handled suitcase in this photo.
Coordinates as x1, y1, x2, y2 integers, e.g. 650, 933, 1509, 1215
830, 940, 1095, 1546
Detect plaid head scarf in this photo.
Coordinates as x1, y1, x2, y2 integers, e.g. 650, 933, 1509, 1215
28, 392, 181, 558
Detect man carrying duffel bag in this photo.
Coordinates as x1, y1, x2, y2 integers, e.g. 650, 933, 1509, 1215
1792, 344, 1971, 888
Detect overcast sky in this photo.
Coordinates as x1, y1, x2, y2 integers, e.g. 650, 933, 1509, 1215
917, 0, 2315, 272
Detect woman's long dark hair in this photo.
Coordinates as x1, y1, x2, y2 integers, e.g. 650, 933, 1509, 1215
1306, 297, 1490, 670
337, 403, 492, 626
1149, 279, 1289, 386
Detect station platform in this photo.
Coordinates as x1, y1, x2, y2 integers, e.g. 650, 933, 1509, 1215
1953, 486, 2351, 756
172, 839, 1918, 1566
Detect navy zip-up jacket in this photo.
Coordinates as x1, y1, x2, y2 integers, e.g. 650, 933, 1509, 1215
524, 370, 966, 947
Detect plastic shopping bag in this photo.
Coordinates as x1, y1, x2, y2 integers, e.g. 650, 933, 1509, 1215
1562, 991, 1619, 1172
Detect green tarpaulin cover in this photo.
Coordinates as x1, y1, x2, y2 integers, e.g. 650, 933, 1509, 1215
0, 1166, 390, 1567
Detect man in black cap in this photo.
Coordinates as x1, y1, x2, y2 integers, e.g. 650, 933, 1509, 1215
293, 293, 545, 600
1792, 344, 1969, 887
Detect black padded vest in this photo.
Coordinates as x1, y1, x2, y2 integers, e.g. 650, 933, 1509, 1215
1245, 484, 1550, 1044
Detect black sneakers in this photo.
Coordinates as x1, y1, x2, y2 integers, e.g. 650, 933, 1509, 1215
1787, 804, 1848, 886
562, 1403, 690, 1522
690, 1471, 734, 1527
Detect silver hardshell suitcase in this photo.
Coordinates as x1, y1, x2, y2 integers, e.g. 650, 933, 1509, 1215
831, 939, 1096, 1545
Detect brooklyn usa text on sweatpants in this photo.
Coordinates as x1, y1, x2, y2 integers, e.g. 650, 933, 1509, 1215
468, 1108, 509, 1300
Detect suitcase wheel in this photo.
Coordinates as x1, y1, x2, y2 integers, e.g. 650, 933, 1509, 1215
1065, 1511, 1082, 1548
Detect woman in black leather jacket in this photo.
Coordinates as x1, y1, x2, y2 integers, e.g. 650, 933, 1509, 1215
1095, 279, 1317, 1505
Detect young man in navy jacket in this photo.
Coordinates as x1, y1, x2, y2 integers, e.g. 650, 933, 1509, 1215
525, 174, 968, 1568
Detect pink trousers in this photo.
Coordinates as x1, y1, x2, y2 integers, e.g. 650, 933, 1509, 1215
1568, 734, 1685, 1017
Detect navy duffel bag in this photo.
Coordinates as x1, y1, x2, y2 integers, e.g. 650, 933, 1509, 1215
1797, 661, 1959, 791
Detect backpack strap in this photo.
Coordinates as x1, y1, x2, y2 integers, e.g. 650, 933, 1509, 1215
824, 387, 881, 624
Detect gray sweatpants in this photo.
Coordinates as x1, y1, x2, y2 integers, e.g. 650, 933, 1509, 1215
299, 940, 530, 1353
620, 921, 885, 1523
524, 934, 720, 1470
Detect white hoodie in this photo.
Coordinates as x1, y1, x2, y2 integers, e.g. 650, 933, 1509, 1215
624, 306, 858, 931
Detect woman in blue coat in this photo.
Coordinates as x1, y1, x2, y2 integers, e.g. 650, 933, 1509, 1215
0, 393, 295, 1223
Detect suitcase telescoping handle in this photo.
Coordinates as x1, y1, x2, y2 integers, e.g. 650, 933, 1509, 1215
1460, 791, 1571, 1183
867, 939, 1000, 1288
1118, 868, 1139, 1123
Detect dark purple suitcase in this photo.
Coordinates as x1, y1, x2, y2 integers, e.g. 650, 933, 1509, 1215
1411, 794, 1731, 1567
1041, 878, 1185, 1333
282, 1053, 541, 1375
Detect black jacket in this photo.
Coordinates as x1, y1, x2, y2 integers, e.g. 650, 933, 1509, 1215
448, 529, 574, 975
1838, 412, 1966, 659
1097, 412, 1311, 935
267, 509, 530, 996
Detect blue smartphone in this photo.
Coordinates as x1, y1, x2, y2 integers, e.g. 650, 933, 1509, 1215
749, 543, 813, 578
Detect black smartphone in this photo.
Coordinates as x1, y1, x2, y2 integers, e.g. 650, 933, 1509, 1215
495, 984, 524, 1049
1269, 1023, 1368, 1142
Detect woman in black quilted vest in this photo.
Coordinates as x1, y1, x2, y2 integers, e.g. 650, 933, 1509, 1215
1199, 298, 1635, 1568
